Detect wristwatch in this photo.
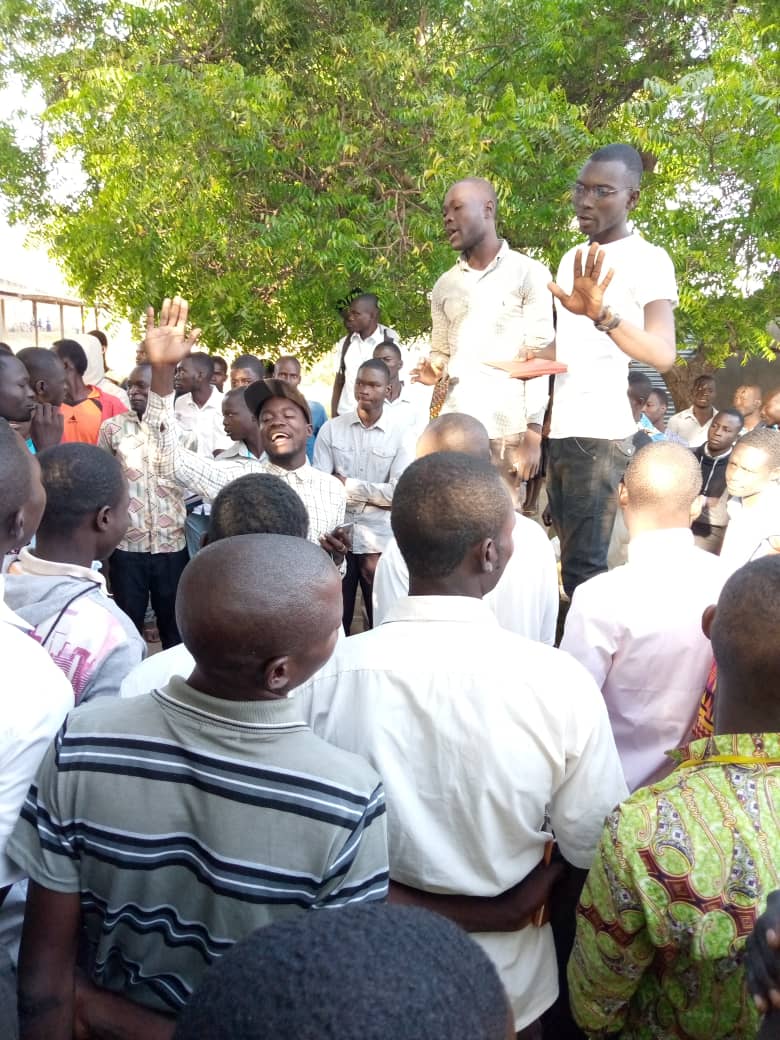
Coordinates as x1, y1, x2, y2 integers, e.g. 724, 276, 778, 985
594, 307, 622, 333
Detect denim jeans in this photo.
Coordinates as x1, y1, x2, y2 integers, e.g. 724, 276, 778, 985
547, 435, 634, 597
109, 547, 189, 649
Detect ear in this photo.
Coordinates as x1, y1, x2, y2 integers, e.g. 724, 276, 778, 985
94, 504, 112, 532
478, 536, 498, 574
701, 603, 717, 640
263, 655, 291, 695
618, 480, 629, 511
627, 187, 640, 211
33, 378, 47, 398
689, 494, 704, 524
8, 507, 25, 546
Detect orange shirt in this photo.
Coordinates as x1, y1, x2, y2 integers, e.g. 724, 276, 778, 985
60, 386, 128, 445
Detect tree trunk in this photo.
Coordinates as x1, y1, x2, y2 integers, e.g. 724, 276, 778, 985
664, 351, 716, 412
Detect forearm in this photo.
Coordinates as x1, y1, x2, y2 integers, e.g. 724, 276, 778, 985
150, 362, 176, 398
344, 477, 394, 507
18, 985, 73, 1040
76, 982, 176, 1040
609, 320, 675, 371
331, 376, 344, 419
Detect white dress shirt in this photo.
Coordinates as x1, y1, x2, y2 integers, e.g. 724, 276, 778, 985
337, 325, 399, 415
560, 528, 727, 792
144, 392, 346, 542
665, 406, 713, 447
373, 514, 558, 644
313, 410, 413, 553
174, 386, 232, 457
296, 595, 626, 1030
720, 484, 780, 575
551, 234, 678, 440
0, 577, 73, 886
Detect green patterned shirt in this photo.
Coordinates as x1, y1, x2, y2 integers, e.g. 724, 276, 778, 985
569, 733, 780, 1038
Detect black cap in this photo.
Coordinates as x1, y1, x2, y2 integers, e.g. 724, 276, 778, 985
244, 378, 312, 424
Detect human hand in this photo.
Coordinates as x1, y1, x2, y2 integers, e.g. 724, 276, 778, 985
548, 242, 615, 322
143, 296, 202, 367
319, 523, 353, 565
410, 357, 445, 386
515, 428, 542, 481
746, 890, 780, 1013
29, 402, 64, 450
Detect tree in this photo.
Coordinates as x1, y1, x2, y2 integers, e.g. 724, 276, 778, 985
0, 0, 777, 378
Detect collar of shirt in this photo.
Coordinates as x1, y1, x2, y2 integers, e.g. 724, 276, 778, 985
348, 325, 393, 351
217, 440, 258, 460
626, 527, 695, 565
264, 459, 311, 483
0, 573, 32, 630
668, 732, 780, 769
455, 238, 508, 277
176, 386, 222, 413
161, 675, 308, 722
381, 594, 498, 627
11, 545, 107, 591
344, 408, 388, 432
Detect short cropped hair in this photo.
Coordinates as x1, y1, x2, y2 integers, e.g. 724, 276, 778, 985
231, 355, 266, 380
37, 443, 125, 536
352, 292, 379, 312
589, 143, 644, 183
711, 556, 780, 694
53, 339, 88, 376
374, 338, 402, 359
715, 407, 744, 430
357, 359, 391, 383
738, 426, 780, 469
188, 351, 214, 379
647, 387, 669, 410
392, 452, 511, 579
207, 474, 309, 542
694, 374, 716, 389
0, 419, 31, 519
17, 347, 64, 383
172, 904, 509, 1040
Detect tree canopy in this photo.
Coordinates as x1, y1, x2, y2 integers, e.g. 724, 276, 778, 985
0, 0, 777, 367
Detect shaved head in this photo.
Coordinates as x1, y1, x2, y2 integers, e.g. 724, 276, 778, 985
176, 534, 342, 693
417, 413, 491, 461
712, 557, 780, 734
623, 442, 701, 516
450, 177, 497, 209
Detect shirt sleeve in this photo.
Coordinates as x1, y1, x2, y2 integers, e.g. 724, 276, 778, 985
548, 658, 628, 867
429, 280, 450, 372
559, 580, 619, 691
4, 723, 82, 893
568, 808, 654, 1035
96, 419, 117, 455
638, 246, 678, 308
521, 259, 556, 351
371, 541, 410, 625
312, 421, 335, 474
314, 780, 389, 909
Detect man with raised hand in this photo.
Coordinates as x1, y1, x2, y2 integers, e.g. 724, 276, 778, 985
140, 298, 348, 549
546, 143, 678, 597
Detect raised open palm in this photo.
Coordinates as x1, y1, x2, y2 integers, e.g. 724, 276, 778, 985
142, 296, 202, 365
548, 242, 615, 321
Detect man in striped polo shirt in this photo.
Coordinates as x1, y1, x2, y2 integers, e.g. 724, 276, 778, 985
8, 535, 388, 1040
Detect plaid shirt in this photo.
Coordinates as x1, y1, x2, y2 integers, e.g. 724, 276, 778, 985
144, 392, 346, 542
97, 411, 186, 553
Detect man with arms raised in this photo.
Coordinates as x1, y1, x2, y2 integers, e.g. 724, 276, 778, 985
141, 299, 347, 546
546, 143, 678, 596
298, 451, 626, 1036
414, 178, 554, 506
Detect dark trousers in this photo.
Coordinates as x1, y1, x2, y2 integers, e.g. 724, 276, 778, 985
547, 436, 634, 597
342, 552, 380, 635
109, 548, 189, 649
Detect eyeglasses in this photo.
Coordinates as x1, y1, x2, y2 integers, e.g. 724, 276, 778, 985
571, 183, 635, 201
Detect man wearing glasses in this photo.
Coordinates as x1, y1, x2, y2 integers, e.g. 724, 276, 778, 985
545, 143, 678, 597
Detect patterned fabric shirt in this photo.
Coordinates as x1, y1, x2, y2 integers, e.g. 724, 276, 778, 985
144, 392, 346, 542
569, 733, 780, 1039
97, 412, 186, 553
6, 678, 389, 1013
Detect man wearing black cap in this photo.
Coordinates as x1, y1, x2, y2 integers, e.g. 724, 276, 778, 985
138, 299, 347, 545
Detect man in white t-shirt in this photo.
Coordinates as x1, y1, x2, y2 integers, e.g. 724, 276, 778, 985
546, 143, 678, 597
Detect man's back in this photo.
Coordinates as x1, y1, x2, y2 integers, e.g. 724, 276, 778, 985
561, 529, 726, 790
297, 595, 626, 1029
7, 678, 388, 1013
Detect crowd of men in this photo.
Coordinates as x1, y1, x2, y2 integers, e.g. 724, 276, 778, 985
1, 141, 780, 1040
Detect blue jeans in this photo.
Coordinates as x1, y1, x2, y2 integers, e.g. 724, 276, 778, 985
547, 435, 634, 597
